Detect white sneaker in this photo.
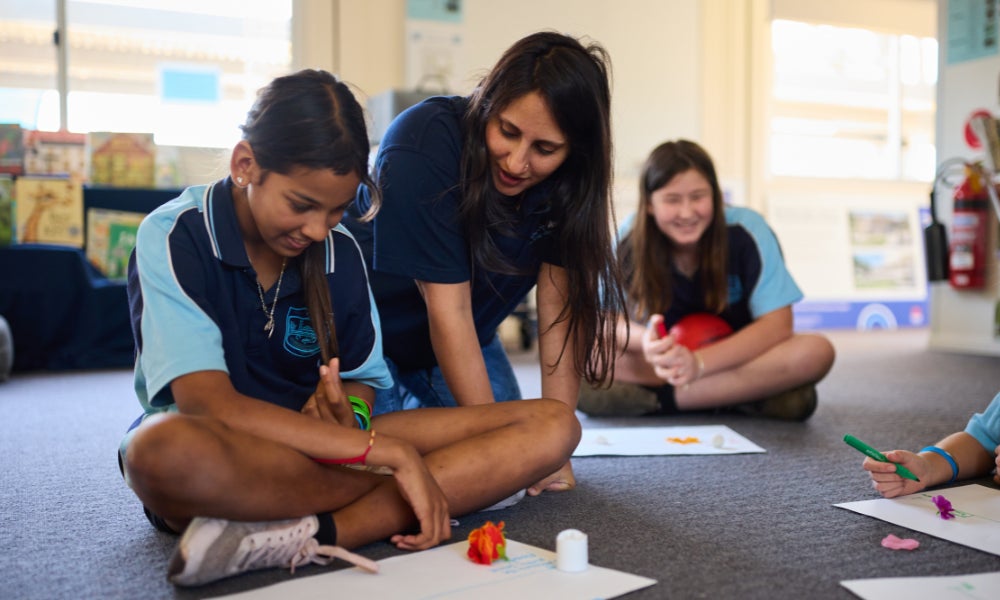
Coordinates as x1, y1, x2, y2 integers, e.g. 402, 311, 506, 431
168, 516, 378, 586
480, 489, 526, 512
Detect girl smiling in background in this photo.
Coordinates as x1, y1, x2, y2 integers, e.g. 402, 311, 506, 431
578, 139, 834, 420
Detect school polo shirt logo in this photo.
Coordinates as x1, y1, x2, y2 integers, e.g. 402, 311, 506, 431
283, 306, 319, 357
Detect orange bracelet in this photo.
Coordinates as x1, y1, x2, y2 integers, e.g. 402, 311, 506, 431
313, 429, 376, 465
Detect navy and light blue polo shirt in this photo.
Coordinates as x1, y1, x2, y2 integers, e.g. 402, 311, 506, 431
966, 392, 1000, 454
620, 205, 803, 331
127, 177, 391, 419
346, 96, 563, 371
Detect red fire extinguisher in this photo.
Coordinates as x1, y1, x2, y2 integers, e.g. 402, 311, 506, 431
949, 163, 989, 289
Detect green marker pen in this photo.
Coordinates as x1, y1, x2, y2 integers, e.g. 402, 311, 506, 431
843, 434, 920, 482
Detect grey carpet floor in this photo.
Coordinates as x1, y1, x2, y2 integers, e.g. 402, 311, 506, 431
2, 329, 999, 599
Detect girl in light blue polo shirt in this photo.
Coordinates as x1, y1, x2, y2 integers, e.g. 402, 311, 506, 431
578, 140, 835, 420
119, 69, 580, 588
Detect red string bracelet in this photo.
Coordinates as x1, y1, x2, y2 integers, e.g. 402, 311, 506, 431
313, 429, 376, 465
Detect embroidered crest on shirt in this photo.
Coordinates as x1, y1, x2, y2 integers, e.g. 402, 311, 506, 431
283, 306, 320, 357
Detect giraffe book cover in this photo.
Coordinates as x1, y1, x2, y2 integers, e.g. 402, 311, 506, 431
13, 175, 84, 247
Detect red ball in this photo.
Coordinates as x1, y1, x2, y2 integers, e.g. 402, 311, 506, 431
667, 313, 733, 350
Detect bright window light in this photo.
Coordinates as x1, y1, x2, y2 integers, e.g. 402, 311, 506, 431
769, 19, 937, 182
0, 0, 290, 149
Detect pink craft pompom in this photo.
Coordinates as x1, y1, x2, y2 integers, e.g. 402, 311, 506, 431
881, 534, 920, 550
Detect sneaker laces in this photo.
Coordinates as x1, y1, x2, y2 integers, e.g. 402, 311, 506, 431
233, 526, 379, 576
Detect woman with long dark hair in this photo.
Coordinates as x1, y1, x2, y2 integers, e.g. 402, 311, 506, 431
347, 31, 625, 495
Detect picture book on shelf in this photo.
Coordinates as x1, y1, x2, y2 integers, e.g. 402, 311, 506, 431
24, 129, 87, 180
0, 123, 25, 176
0, 175, 12, 245
85, 207, 145, 279
155, 144, 183, 189
87, 131, 156, 188
13, 176, 84, 247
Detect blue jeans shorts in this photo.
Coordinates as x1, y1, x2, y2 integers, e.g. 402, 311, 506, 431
374, 335, 523, 415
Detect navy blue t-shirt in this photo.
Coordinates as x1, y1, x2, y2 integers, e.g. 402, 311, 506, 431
619, 206, 802, 331
346, 96, 563, 371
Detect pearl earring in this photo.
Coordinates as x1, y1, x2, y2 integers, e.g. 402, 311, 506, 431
236, 176, 244, 185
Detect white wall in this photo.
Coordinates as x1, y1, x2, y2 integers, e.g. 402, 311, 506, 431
293, 0, 406, 105
296, 0, 703, 221
293, 0, 959, 339
928, 0, 1000, 355
305, 0, 933, 221
457, 0, 702, 200
773, 0, 936, 36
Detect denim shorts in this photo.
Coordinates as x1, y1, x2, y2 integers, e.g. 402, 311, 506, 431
117, 444, 179, 535
118, 414, 179, 535
373, 335, 523, 415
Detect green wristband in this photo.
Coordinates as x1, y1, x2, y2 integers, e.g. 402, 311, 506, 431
349, 395, 371, 430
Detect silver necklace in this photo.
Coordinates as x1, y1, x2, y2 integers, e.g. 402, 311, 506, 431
255, 258, 287, 338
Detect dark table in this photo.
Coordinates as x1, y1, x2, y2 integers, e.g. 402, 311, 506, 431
0, 186, 180, 371
0, 244, 133, 371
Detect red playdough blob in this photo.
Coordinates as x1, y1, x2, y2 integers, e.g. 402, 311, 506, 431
667, 313, 733, 350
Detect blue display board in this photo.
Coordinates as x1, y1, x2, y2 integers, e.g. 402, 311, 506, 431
794, 299, 928, 331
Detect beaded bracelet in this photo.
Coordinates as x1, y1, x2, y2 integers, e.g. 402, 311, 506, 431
921, 445, 958, 482
349, 395, 371, 430
313, 429, 377, 466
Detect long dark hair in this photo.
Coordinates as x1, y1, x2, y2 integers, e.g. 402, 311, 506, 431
623, 139, 728, 319
240, 69, 380, 363
459, 31, 624, 385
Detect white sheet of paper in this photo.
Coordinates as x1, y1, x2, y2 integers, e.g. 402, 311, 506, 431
841, 571, 1000, 600
833, 484, 1000, 556
209, 538, 657, 600
573, 425, 765, 456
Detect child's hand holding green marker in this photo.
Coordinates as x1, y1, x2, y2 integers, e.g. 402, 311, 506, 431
844, 434, 920, 482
